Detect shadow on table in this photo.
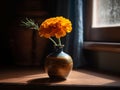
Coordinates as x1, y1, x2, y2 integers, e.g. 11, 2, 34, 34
28, 77, 66, 85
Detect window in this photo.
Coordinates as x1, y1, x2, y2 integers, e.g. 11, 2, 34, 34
84, 0, 120, 42
92, 0, 120, 28
84, 0, 120, 74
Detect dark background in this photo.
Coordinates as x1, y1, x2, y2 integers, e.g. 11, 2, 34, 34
0, 0, 57, 67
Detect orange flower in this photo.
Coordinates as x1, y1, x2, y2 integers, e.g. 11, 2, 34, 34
39, 16, 72, 38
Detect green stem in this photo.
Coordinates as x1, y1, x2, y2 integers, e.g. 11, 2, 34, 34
58, 38, 62, 46
49, 38, 57, 46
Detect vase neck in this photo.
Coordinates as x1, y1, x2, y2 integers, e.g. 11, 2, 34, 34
54, 45, 64, 53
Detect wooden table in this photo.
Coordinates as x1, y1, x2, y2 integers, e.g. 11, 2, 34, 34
0, 67, 120, 89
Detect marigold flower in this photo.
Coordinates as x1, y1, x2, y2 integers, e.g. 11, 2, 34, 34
21, 16, 72, 46
39, 16, 72, 38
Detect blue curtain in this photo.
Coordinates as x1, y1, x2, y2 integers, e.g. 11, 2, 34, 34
56, 0, 86, 68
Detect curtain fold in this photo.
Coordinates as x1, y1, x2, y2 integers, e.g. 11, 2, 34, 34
56, 0, 86, 68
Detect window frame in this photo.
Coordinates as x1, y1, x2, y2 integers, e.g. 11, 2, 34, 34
84, 0, 120, 42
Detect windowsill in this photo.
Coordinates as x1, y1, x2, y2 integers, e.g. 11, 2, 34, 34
0, 67, 120, 89
83, 41, 120, 53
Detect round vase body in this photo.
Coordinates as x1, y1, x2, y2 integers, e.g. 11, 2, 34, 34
44, 46, 73, 79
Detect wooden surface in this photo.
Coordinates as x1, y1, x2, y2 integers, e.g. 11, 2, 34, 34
84, 41, 120, 53
0, 68, 120, 87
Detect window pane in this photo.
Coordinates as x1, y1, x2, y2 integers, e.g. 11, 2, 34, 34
92, 0, 120, 28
